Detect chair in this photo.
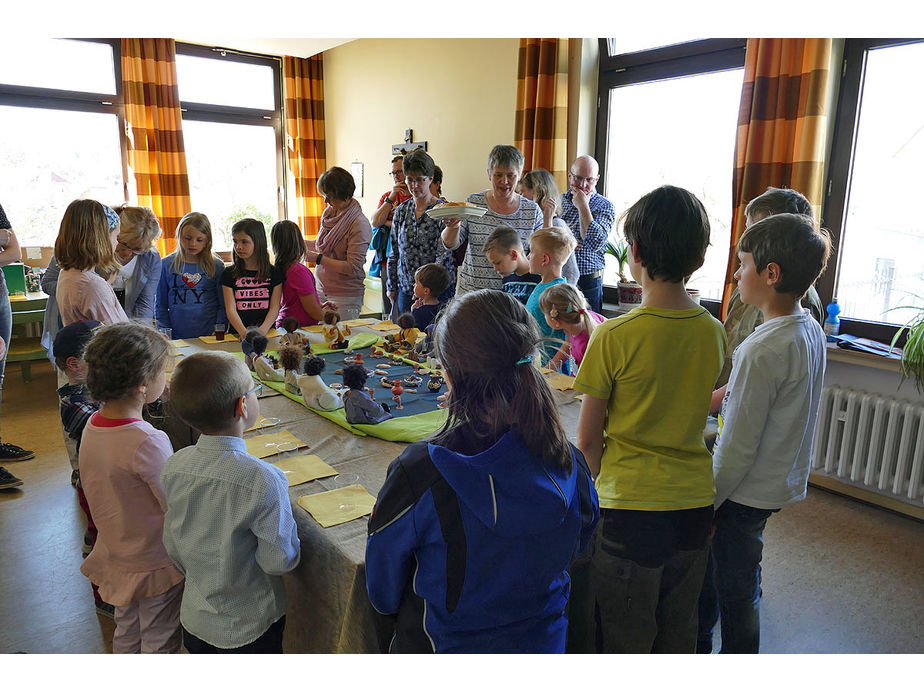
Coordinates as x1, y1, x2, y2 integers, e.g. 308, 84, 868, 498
7, 308, 47, 382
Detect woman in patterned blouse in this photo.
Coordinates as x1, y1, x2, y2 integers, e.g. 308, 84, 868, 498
386, 149, 455, 315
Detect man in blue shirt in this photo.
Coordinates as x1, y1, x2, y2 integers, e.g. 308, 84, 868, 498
559, 155, 615, 313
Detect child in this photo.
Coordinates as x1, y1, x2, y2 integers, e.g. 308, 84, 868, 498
54, 199, 128, 326
574, 185, 726, 654
297, 355, 344, 411
278, 343, 304, 394
156, 212, 227, 339
162, 351, 300, 653
410, 262, 450, 329
342, 363, 391, 424
322, 311, 351, 350
525, 226, 577, 366
279, 316, 309, 348
483, 225, 541, 305
366, 290, 599, 653
704, 213, 830, 654
78, 322, 184, 653
220, 217, 283, 337
539, 283, 605, 371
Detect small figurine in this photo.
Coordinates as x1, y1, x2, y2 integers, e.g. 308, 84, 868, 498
279, 317, 310, 349
427, 374, 444, 393
380, 376, 394, 387
323, 311, 351, 350
403, 374, 422, 387
297, 355, 343, 411
396, 312, 421, 349
353, 351, 364, 365
342, 364, 391, 424
243, 328, 283, 382
391, 380, 404, 410
279, 343, 305, 394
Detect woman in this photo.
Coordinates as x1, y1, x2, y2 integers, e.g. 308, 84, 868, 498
519, 169, 580, 285
440, 145, 543, 296
271, 220, 331, 328
386, 149, 455, 315
304, 167, 372, 321
111, 205, 162, 321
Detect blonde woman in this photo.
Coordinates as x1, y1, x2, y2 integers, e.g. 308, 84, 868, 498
111, 205, 162, 321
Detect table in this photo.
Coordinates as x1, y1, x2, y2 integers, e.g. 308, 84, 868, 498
175, 335, 584, 653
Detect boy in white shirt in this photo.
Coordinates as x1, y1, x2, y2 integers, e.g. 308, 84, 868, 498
707, 212, 831, 653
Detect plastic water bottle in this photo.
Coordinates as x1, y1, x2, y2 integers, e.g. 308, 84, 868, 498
824, 298, 841, 341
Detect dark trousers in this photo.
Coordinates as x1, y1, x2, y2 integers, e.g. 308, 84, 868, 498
577, 273, 603, 313
697, 501, 777, 654
183, 616, 285, 654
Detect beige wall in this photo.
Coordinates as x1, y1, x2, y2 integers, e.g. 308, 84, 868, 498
321, 38, 519, 218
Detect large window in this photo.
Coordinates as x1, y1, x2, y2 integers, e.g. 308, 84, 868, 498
595, 39, 747, 303
821, 39, 924, 337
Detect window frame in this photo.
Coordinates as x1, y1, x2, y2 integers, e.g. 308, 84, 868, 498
594, 38, 747, 307
819, 37, 924, 346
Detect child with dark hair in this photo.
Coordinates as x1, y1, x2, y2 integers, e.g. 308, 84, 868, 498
220, 218, 283, 337
342, 364, 391, 424
483, 225, 541, 305
278, 343, 304, 394
79, 322, 183, 653
700, 213, 831, 654
574, 185, 726, 653
411, 263, 450, 329
297, 355, 343, 411
366, 289, 598, 653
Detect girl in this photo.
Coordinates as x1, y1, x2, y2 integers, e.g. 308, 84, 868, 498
220, 218, 283, 337
365, 289, 599, 653
54, 199, 128, 326
78, 322, 184, 653
297, 355, 343, 411
271, 220, 330, 329
519, 169, 579, 284
111, 205, 162, 321
539, 282, 605, 371
342, 363, 391, 425
156, 212, 227, 339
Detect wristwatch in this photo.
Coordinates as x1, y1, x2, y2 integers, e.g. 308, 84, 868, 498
385, 197, 395, 206
316, 253, 323, 265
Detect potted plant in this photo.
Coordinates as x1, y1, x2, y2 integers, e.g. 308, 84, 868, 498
605, 239, 641, 308
890, 297, 924, 393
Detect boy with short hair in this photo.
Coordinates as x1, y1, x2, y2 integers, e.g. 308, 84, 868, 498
483, 225, 541, 305
574, 185, 726, 653
706, 213, 830, 654
161, 351, 300, 653
411, 263, 451, 329
525, 226, 577, 366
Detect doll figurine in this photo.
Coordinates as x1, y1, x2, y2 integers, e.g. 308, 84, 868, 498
279, 343, 305, 394
323, 311, 351, 350
342, 364, 391, 424
280, 317, 310, 349
297, 355, 343, 411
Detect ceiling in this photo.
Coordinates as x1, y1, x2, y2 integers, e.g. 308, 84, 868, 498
176, 38, 355, 59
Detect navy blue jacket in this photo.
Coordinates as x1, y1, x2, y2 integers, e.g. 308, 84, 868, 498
366, 431, 598, 653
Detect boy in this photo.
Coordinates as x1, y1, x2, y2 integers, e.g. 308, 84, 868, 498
483, 225, 541, 305
707, 213, 830, 654
574, 185, 726, 653
411, 262, 450, 329
161, 351, 300, 653
524, 226, 576, 366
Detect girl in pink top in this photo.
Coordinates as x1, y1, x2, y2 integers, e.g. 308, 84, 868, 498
539, 282, 605, 371
53, 199, 129, 326
79, 322, 183, 653
271, 220, 332, 328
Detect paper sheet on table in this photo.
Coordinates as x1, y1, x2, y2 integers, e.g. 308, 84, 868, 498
244, 430, 307, 459
170, 339, 194, 348
539, 366, 555, 375
544, 372, 576, 391
265, 328, 281, 339
370, 321, 400, 332
269, 454, 336, 487
297, 485, 376, 527
200, 333, 240, 344
245, 415, 279, 432
341, 318, 377, 327
303, 325, 325, 333
575, 393, 584, 401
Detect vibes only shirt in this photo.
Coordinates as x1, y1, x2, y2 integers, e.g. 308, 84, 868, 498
220, 266, 284, 333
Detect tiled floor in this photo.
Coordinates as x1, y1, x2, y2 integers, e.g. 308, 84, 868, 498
1, 359, 921, 654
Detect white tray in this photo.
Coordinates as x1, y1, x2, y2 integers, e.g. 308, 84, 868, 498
426, 204, 488, 220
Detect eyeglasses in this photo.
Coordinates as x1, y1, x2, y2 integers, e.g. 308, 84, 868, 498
568, 171, 599, 186
242, 382, 263, 398
405, 176, 431, 185
117, 239, 145, 255
389, 170, 404, 178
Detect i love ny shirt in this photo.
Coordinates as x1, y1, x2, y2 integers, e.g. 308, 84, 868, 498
220, 265, 284, 333
156, 255, 228, 339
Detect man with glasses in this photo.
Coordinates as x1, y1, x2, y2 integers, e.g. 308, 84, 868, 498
371, 156, 413, 319
560, 155, 615, 313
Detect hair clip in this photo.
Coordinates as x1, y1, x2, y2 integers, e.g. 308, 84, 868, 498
549, 308, 559, 318
516, 355, 533, 365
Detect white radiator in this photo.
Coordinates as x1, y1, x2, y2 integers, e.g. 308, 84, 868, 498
813, 385, 924, 507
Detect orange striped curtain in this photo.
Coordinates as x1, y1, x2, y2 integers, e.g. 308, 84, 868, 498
515, 39, 569, 189
283, 55, 327, 241
723, 38, 833, 317
121, 38, 191, 256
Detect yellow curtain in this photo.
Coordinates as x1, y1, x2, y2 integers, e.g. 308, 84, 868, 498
514, 38, 569, 190
283, 55, 327, 242
121, 38, 191, 256
724, 38, 833, 317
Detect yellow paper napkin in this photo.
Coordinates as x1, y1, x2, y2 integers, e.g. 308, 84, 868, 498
200, 333, 240, 344
303, 325, 325, 333
269, 454, 336, 487
370, 321, 400, 332
170, 339, 194, 348
297, 485, 376, 527
341, 318, 377, 327
544, 372, 576, 391
245, 415, 279, 432
244, 430, 307, 459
